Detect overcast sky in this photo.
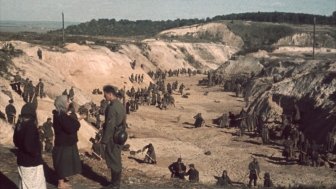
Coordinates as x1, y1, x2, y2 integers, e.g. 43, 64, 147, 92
1, 0, 335, 22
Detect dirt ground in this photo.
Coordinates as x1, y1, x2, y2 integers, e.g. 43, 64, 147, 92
1, 74, 336, 189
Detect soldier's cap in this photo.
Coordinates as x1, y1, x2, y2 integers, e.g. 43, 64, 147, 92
189, 164, 195, 168
9, 99, 14, 103
47, 117, 52, 121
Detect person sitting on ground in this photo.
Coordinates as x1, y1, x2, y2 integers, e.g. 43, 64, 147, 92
215, 170, 232, 187
263, 172, 273, 187
185, 164, 199, 182
193, 113, 204, 128
168, 158, 186, 179
142, 143, 157, 164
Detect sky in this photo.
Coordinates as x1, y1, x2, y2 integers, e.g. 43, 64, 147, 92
0, 0, 335, 22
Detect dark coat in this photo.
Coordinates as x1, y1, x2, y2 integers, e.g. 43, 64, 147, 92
42, 121, 54, 138
102, 99, 126, 172
52, 111, 80, 146
13, 117, 43, 167
5, 104, 16, 116
186, 169, 199, 182
168, 162, 186, 179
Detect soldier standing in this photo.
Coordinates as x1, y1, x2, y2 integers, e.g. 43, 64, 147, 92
261, 124, 270, 144
27, 80, 35, 103
36, 78, 45, 99
248, 158, 260, 188
42, 118, 54, 152
101, 85, 126, 189
69, 87, 75, 101
37, 48, 42, 60
5, 99, 16, 124
283, 137, 294, 161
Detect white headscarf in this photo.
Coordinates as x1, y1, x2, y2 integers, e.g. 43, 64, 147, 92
54, 95, 68, 113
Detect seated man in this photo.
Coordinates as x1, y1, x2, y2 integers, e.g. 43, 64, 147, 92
185, 164, 199, 182
215, 170, 232, 186
142, 143, 157, 164
193, 113, 204, 128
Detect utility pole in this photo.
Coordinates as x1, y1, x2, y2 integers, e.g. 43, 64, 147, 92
313, 16, 316, 59
62, 12, 65, 44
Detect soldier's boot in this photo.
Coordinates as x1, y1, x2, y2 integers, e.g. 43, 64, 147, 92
110, 170, 121, 189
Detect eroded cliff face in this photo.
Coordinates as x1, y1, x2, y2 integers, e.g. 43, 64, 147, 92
229, 55, 336, 143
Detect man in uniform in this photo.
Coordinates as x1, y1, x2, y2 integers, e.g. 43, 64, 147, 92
168, 158, 186, 180
142, 143, 156, 164
69, 87, 75, 101
27, 80, 35, 103
5, 99, 16, 124
283, 137, 294, 161
185, 164, 199, 182
37, 48, 42, 59
248, 158, 260, 188
101, 85, 126, 189
36, 78, 44, 99
42, 118, 54, 152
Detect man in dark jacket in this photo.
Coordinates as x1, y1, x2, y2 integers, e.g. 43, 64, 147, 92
5, 99, 16, 124
185, 164, 199, 182
248, 158, 260, 187
42, 118, 54, 152
101, 85, 126, 189
36, 78, 44, 99
168, 158, 186, 179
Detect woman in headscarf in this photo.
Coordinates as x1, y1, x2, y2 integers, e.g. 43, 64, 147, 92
52, 95, 82, 189
13, 103, 46, 189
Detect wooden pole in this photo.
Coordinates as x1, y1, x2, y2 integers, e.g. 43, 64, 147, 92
62, 12, 65, 44
313, 16, 316, 59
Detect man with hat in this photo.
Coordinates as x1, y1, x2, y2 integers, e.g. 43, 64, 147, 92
5, 99, 16, 124
185, 164, 199, 182
101, 85, 126, 189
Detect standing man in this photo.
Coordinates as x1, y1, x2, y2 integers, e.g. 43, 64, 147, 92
42, 118, 54, 152
69, 87, 75, 101
248, 158, 260, 188
102, 85, 126, 189
37, 48, 42, 60
5, 99, 16, 124
36, 78, 45, 99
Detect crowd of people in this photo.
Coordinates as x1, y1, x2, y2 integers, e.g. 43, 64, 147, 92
3, 64, 335, 189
